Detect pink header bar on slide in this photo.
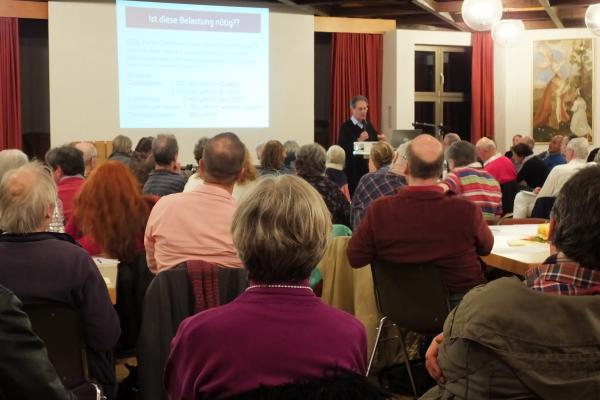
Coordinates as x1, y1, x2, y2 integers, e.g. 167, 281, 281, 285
125, 7, 262, 33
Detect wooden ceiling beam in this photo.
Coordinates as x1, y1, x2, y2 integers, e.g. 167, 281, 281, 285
549, 0, 595, 6
437, 0, 543, 13
557, 6, 587, 19
411, 0, 467, 31
524, 20, 558, 29
537, 0, 564, 28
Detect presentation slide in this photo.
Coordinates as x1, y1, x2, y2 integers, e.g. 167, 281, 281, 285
116, 1, 269, 129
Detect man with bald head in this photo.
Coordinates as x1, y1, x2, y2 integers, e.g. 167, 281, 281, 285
475, 137, 516, 185
145, 132, 245, 272
74, 141, 98, 177
442, 133, 461, 150
348, 135, 493, 302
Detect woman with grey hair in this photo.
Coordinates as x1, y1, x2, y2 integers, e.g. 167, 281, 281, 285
165, 175, 367, 399
0, 149, 28, 183
0, 162, 120, 397
325, 145, 350, 201
296, 143, 350, 226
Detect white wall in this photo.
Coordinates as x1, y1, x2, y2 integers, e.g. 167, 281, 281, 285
494, 29, 599, 155
382, 29, 472, 137
48, 0, 314, 164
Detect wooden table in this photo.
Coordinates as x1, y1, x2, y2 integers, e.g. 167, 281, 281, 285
94, 257, 118, 304
481, 224, 550, 276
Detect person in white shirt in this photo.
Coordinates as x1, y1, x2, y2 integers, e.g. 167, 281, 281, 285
513, 137, 591, 218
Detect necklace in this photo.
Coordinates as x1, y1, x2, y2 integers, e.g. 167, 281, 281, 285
246, 284, 313, 292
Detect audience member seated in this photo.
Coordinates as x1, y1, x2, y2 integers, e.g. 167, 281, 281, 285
442, 133, 461, 150
512, 143, 549, 189
519, 134, 535, 151
255, 142, 265, 164
45, 145, 86, 224
475, 137, 517, 184
143, 134, 187, 196
368, 141, 394, 173
350, 142, 407, 229
232, 146, 259, 201
0, 163, 120, 397
145, 132, 244, 273
259, 140, 287, 176
538, 134, 566, 171
296, 143, 350, 226
66, 161, 157, 258
477, 137, 518, 214
348, 135, 493, 305
325, 145, 350, 201
513, 137, 590, 218
183, 137, 209, 192
283, 140, 300, 173
129, 136, 155, 187
74, 141, 98, 177
164, 175, 367, 399
0, 284, 73, 400
108, 134, 132, 165
0, 149, 28, 183
443, 141, 502, 222
504, 133, 522, 160
421, 166, 600, 400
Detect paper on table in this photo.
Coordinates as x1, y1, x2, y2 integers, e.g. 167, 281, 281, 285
497, 245, 549, 254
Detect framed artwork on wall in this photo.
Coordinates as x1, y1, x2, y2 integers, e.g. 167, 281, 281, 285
532, 39, 593, 143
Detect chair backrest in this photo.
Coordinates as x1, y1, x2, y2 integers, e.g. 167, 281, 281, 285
500, 180, 519, 215
370, 261, 449, 335
115, 252, 155, 353
23, 304, 89, 389
531, 196, 555, 219
137, 263, 248, 400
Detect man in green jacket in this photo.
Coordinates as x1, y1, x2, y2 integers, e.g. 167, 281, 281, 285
421, 165, 600, 400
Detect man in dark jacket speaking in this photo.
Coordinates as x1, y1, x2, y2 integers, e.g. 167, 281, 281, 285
338, 95, 385, 195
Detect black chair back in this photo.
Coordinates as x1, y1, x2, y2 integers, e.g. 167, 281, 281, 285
500, 180, 519, 215
370, 261, 450, 335
23, 304, 89, 388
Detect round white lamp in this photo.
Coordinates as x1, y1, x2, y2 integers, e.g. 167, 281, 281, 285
492, 20, 525, 47
585, 4, 600, 36
462, 0, 504, 31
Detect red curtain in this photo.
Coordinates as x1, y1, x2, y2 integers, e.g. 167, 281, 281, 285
471, 32, 494, 142
330, 33, 383, 146
0, 17, 22, 150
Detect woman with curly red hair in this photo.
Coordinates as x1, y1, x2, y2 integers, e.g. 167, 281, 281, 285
66, 160, 157, 261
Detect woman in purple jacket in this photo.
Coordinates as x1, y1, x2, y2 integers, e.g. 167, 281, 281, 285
165, 175, 367, 399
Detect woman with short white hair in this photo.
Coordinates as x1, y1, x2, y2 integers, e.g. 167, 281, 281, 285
165, 175, 367, 399
0, 162, 120, 397
325, 144, 350, 201
0, 149, 28, 184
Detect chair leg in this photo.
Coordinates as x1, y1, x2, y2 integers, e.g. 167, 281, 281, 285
398, 329, 418, 399
366, 316, 387, 376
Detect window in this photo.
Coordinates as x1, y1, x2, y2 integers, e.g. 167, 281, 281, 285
414, 46, 471, 140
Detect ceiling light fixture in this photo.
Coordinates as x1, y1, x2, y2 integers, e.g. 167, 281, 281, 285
492, 19, 525, 47
462, 0, 504, 31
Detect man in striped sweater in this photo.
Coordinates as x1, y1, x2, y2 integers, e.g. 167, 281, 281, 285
443, 141, 502, 222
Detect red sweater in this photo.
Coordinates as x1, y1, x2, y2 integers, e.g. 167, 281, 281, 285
483, 154, 517, 184
347, 185, 493, 294
57, 176, 85, 224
